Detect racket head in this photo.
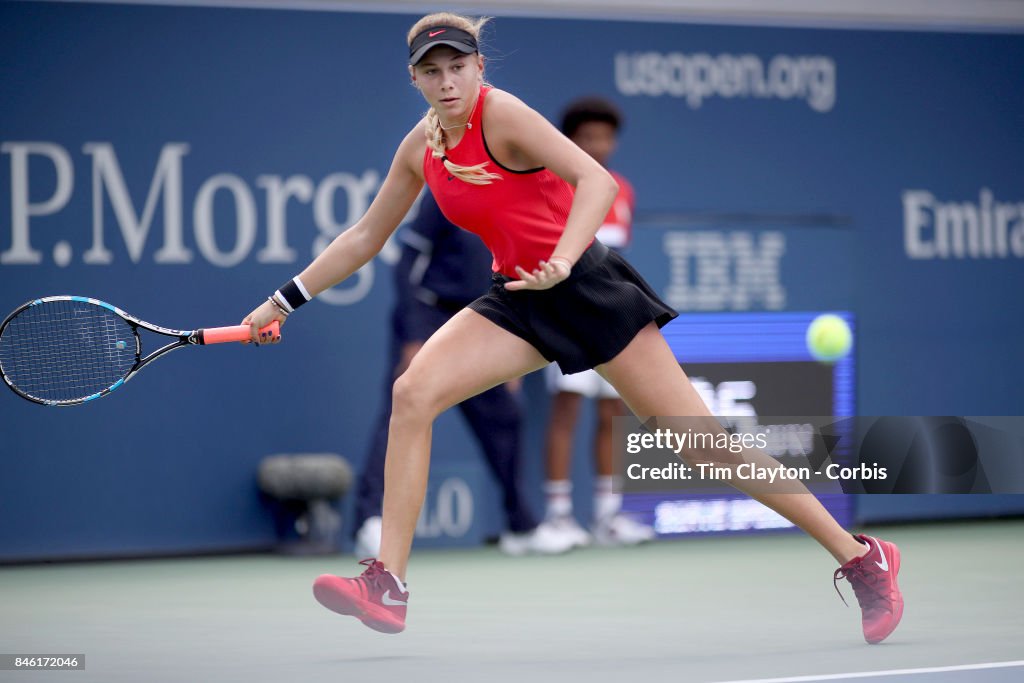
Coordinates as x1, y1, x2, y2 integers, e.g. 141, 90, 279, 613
0, 296, 140, 406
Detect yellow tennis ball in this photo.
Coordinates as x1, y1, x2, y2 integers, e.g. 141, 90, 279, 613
806, 314, 852, 362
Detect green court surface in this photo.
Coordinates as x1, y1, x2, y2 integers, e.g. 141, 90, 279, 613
1, 520, 1022, 683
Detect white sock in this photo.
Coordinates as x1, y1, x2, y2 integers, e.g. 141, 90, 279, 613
594, 476, 622, 521
545, 480, 573, 519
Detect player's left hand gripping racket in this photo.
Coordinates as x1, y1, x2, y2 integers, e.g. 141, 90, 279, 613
0, 296, 279, 406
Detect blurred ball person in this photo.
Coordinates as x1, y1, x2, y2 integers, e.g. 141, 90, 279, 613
353, 191, 574, 558
541, 97, 656, 548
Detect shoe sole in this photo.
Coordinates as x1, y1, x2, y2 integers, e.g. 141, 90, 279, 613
312, 575, 405, 635
866, 542, 903, 644
593, 533, 655, 547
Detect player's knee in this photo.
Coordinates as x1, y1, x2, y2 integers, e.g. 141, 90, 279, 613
391, 371, 442, 422
675, 449, 706, 468
677, 445, 744, 470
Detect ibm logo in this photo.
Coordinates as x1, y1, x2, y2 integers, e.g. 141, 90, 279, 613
663, 231, 786, 311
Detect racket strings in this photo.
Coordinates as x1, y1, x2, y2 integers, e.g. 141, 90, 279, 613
0, 300, 136, 403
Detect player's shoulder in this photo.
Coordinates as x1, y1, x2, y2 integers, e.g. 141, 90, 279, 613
482, 87, 536, 123
484, 87, 523, 106
401, 119, 429, 150
395, 119, 429, 169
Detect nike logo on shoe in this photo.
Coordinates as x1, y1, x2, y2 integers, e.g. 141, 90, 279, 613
381, 592, 408, 606
874, 542, 889, 571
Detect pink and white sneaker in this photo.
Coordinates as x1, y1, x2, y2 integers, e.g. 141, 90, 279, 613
313, 558, 409, 634
834, 534, 904, 644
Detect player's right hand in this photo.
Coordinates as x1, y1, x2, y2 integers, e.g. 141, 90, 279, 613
505, 259, 571, 291
242, 300, 286, 345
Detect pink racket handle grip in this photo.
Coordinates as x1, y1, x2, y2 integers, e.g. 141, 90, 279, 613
201, 320, 280, 344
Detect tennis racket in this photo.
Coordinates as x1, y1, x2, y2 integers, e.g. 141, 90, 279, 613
0, 296, 280, 406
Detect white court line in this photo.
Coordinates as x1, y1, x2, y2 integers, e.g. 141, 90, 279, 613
714, 660, 1024, 683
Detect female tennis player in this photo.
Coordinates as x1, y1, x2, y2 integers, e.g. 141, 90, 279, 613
244, 12, 903, 643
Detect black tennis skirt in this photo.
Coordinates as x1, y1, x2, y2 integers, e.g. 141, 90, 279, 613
468, 241, 678, 374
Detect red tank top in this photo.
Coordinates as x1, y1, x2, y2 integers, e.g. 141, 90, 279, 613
423, 86, 580, 278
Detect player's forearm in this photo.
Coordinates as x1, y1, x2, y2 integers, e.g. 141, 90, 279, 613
296, 224, 384, 297
551, 172, 618, 265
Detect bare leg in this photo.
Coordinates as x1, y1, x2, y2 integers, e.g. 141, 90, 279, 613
594, 397, 624, 477
379, 309, 549, 579
545, 391, 583, 481
596, 323, 866, 565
